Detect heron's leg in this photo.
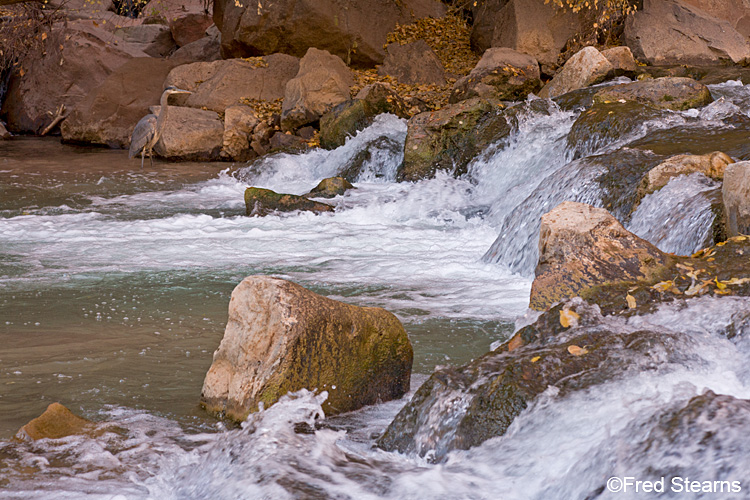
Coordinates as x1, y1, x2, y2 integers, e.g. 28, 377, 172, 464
149, 148, 154, 167
141, 149, 145, 169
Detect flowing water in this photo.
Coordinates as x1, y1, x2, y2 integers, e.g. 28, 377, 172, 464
2, 81, 750, 498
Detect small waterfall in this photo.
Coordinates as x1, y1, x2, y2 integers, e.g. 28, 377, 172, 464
236, 114, 407, 194
627, 173, 719, 255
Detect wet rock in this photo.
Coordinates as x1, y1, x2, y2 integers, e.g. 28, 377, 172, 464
319, 83, 409, 150
566, 101, 665, 159
201, 276, 413, 420
169, 13, 213, 47
400, 97, 509, 181
165, 54, 300, 113
222, 106, 259, 161
593, 77, 713, 111
151, 105, 224, 160
1, 24, 147, 134
281, 48, 355, 131
471, 0, 581, 74
244, 187, 334, 216
600, 46, 638, 77
538, 47, 613, 99
0, 122, 10, 140
530, 201, 671, 311
268, 131, 309, 152
16, 403, 92, 441
450, 47, 541, 104
378, 41, 446, 86
378, 299, 683, 461
214, 0, 446, 67
61, 58, 183, 148
635, 152, 734, 207
305, 177, 355, 198
624, 0, 750, 66
723, 161, 750, 236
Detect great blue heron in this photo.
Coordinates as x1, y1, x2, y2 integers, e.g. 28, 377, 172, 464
129, 86, 192, 168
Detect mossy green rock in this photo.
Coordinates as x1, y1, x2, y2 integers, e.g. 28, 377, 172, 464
319, 83, 409, 150
305, 177, 354, 198
245, 187, 334, 216
378, 299, 684, 461
593, 77, 713, 111
400, 97, 508, 181
201, 276, 413, 420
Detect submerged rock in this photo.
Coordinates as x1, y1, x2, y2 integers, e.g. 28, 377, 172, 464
201, 276, 413, 420
635, 152, 734, 208
593, 77, 713, 111
244, 187, 334, 216
538, 47, 613, 99
450, 47, 541, 104
16, 403, 93, 441
304, 177, 355, 199
378, 299, 684, 461
723, 161, 750, 236
530, 202, 670, 311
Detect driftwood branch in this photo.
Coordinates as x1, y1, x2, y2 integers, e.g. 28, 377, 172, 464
41, 103, 66, 136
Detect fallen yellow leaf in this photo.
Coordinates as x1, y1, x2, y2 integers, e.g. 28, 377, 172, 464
560, 308, 580, 328
651, 281, 674, 292
715, 277, 726, 290
626, 294, 636, 309
531, 356, 541, 363
567, 345, 588, 356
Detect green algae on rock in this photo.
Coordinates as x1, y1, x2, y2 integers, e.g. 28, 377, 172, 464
304, 177, 355, 199
201, 276, 413, 421
592, 77, 713, 111
244, 187, 334, 216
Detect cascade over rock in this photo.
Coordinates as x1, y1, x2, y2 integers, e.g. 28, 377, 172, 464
201, 276, 413, 420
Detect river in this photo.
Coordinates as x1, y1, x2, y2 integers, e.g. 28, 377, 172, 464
1, 81, 750, 499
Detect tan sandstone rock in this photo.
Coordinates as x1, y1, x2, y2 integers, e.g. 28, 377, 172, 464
723, 161, 750, 237
378, 40, 446, 85
450, 47, 541, 103
152, 105, 224, 160
538, 47, 613, 99
201, 276, 413, 420
281, 48, 355, 131
635, 152, 734, 207
530, 201, 670, 310
222, 106, 259, 161
16, 403, 92, 441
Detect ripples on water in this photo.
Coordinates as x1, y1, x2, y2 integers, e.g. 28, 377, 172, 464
2, 81, 750, 498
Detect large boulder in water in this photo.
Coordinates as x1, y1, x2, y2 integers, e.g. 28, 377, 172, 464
61, 58, 184, 148
538, 47, 613, 99
723, 161, 750, 236
152, 105, 224, 160
1, 23, 147, 134
280, 48, 355, 132
624, 0, 750, 66
378, 299, 684, 461
165, 54, 300, 113
400, 97, 508, 181
304, 177, 355, 199
635, 152, 734, 207
201, 276, 413, 420
470, 0, 581, 74
530, 202, 671, 311
244, 187, 334, 216
319, 83, 409, 150
450, 47, 541, 104
16, 403, 93, 441
593, 77, 713, 111
214, 0, 446, 67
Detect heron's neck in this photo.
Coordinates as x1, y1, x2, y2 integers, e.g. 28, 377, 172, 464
155, 92, 170, 141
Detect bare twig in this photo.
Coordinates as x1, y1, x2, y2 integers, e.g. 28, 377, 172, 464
40, 103, 66, 135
